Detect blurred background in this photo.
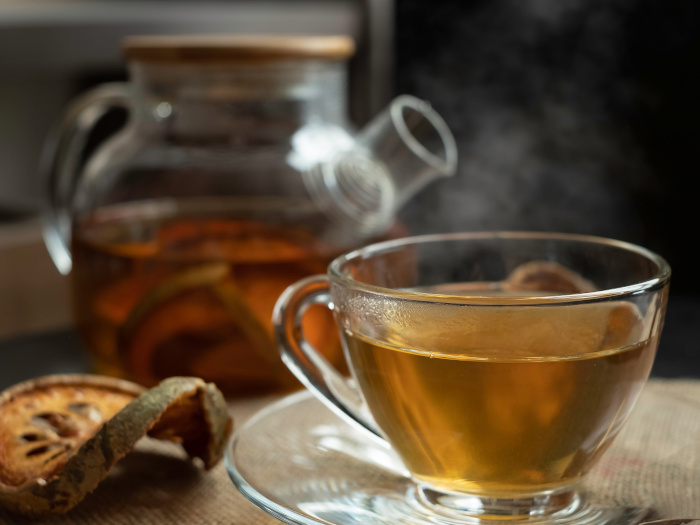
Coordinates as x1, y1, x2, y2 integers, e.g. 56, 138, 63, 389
0, 0, 697, 385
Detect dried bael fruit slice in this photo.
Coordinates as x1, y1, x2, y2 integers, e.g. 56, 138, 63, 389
117, 263, 295, 393
502, 261, 645, 353
0, 375, 143, 490
0, 375, 231, 517
503, 261, 597, 294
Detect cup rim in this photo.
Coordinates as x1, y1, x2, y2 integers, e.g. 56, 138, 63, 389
328, 231, 671, 305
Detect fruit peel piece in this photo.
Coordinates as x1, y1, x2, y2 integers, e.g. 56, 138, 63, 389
0, 375, 232, 517
503, 261, 597, 294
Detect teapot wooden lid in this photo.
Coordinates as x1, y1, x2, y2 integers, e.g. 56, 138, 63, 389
123, 35, 355, 63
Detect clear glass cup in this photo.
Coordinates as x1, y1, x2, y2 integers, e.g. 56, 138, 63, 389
273, 232, 670, 523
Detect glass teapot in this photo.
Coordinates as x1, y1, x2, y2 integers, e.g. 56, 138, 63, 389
41, 35, 457, 395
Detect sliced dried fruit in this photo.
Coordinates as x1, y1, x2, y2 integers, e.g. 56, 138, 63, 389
124, 286, 287, 393
0, 376, 142, 489
503, 261, 597, 294
117, 264, 296, 392
0, 375, 231, 517
502, 261, 643, 353
601, 301, 644, 350
230, 264, 340, 362
211, 279, 282, 369
119, 263, 230, 341
157, 219, 323, 263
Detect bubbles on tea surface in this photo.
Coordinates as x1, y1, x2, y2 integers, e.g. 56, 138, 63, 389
342, 293, 406, 339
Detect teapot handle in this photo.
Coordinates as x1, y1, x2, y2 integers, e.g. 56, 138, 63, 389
40, 83, 132, 275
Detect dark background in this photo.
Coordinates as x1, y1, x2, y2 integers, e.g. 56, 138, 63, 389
395, 0, 698, 376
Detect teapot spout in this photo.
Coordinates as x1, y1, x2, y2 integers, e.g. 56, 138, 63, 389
363, 95, 458, 208
304, 95, 457, 238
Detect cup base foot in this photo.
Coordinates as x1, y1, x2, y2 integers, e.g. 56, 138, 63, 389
393, 486, 656, 524
418, 485, 579, 519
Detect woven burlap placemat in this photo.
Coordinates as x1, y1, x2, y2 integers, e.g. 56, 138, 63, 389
1, 379, 698, 525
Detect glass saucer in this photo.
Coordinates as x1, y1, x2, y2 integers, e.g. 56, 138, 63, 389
225, 384, 700, 524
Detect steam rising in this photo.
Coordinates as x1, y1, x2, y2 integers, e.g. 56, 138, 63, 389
399, 0, 650, 242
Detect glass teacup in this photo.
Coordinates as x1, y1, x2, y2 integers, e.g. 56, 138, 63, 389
273, 232, 670, 523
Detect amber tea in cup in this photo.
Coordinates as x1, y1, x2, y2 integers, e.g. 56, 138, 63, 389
345, 300, 652, 496
273, 232, 670, 523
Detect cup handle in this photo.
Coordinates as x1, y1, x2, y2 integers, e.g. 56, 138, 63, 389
273, 275, 384, 439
